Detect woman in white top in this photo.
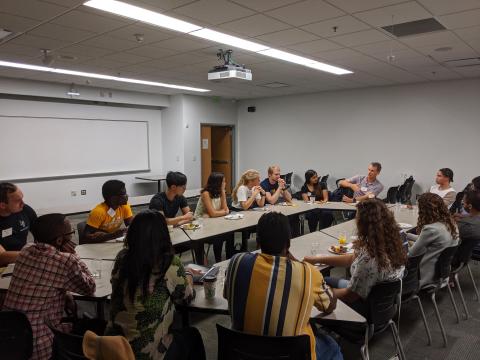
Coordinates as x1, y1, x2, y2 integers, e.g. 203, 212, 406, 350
194, 172, 230, 262
231, 169, 266, 210
429, 168, 456, 208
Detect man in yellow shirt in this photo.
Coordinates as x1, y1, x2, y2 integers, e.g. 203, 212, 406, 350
83, 180, 133, 244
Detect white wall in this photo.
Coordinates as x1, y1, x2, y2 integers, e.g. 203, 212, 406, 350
181, 95, 238, 189
1, 97, 163, 209
238, 78, 480, 198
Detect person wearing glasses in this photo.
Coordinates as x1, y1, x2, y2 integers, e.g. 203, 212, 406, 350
4, 213, 96, 360
149, 171, 194, 226
83, 180, 133, 244
0, 182, 37, 266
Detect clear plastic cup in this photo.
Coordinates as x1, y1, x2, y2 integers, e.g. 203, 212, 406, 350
338, 232, 347, 245
310, 242, 320, 255
309, 196, 316, 204
203, 276, 216, 299
91, 259, 102, 279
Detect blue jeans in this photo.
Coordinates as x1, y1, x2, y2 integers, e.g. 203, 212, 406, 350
315, 333, 343, 360
325, 276, 349, 289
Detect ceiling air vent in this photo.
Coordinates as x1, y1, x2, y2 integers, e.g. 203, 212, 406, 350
443, 57, 480, 68
382, 18, 446, 37
259, 82, 289, 88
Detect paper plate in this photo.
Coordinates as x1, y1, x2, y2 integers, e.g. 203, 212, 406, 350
225, 214, 244, 220
328, 244, 354, 255
397, 223, 413, 229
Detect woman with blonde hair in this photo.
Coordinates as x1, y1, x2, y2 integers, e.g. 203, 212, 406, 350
231, 169, 266, 210
408, 192, 458, 287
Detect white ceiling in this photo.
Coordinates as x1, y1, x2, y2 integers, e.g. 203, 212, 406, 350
0, 0, 479, 99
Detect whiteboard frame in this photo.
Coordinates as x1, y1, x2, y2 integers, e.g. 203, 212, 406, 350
0, 116, 151, 183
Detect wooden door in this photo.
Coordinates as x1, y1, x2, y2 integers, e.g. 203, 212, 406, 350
200, 125, 212, 188
211, 126, 233, 193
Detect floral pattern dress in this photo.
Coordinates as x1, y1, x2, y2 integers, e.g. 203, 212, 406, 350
105, 251, 195, 360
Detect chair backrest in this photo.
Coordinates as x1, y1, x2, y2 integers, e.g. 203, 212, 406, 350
320, 174, 329, 186
216, 324, 311, 360
385, 186, 399, 204
280, 172, 293, 188
450, 191, 465, 214
403, 176, 415, 204
77, 221, 87, 244
396, 184, 406, 204
366, 280, 401, 330
0, 310, 33, 360
453, 237, 480, 269
434, 245, 458, 281
402, 251, 426, 297
335, 178, 345, 188
46, 320, 87, 360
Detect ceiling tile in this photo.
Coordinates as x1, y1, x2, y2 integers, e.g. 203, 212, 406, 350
301, 15, 371, 38
135, 0, 198, 11
409, 65, 465, 80
114, 63, 166, 75
417, 0, 480, 16
288, 39, 344, 54
325, 0, 407, 13
400, 31, 461, 48
60, 44, 114, 57
419, 43, 479, 61
220, 14, 291, 37
0, 43, 40, 57
172, 0, 255, 25
0, 13, 40, 33
266, 0, 345, 27
438, 8, 480, 29
52, 10, 132, 33
330, 29, 390, 47
124, 45, 178, 59
104, 24, 177, 44
80, 35, 138, 52
353, 40, 409, 56
454, 25, 480, 41
38, 0, 84, 6
29, 23, 96, 43
101, 52, 152, 65
9, 34, 72, 50
314, 48, 365, 61
161, 52, 211, 65
153, 36, 214, 51
1, 0, 68, 21
342, 71, 395, 86
355, 1, 432, 28
230, 0, 303, 12
255, 29, 319, 46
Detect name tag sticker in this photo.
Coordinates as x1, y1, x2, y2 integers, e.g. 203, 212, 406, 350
107, 208, 116, 217
361, 187, 368, 192
1, 228, 13, 238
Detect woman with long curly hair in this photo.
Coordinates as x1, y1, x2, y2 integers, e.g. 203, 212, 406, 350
408, 193, 458, 287
304, 199, 406, 314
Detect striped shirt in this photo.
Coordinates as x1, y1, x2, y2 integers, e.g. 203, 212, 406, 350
224, 252, 334, 360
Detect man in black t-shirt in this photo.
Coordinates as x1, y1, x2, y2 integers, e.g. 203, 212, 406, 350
260, 165, 293, 205
0, 183, 37, 266
149, 172, 193, 226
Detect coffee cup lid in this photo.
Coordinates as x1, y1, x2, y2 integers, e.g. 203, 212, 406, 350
203, 275, 217, 282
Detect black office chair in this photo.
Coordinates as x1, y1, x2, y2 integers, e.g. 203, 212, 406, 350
77, 221, 87, 244
449, 191, 465, 214
400, 251, 432, 345
403, 176, 415, 204
420, 245, 459, 347
0, 310, 33, 360
450, 236, 480, 318
46, 320, 88, 360
384, 186, 399, 204
320, 174, 329, 187
216, 324, 311, 360
362, 280, 406, 360
471, 241, 480, 301
280, 172, 293, 189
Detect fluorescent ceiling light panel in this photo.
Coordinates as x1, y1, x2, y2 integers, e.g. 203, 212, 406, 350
0, 60, 210, 92
83, 0, 352, 75
258, 48, 352, 75
190, 28, 269, 52
84, 0, 201, 33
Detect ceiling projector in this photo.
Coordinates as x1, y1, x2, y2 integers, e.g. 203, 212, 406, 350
208, 49, 252, 81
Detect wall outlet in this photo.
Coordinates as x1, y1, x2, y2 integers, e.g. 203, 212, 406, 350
81, 190, 86, 195
71, 191, 77, 197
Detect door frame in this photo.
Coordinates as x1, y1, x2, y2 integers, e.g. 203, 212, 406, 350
200, 123, 236, 191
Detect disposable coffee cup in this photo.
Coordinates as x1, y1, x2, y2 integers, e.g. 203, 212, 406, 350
203, 275, 217, 299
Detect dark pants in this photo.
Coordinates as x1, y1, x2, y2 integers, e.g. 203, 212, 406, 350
306, 209, 334, 232
194, 233, 236, 264
164, 327, 206, 360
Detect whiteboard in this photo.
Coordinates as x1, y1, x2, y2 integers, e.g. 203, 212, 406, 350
0, 116, 150, 181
